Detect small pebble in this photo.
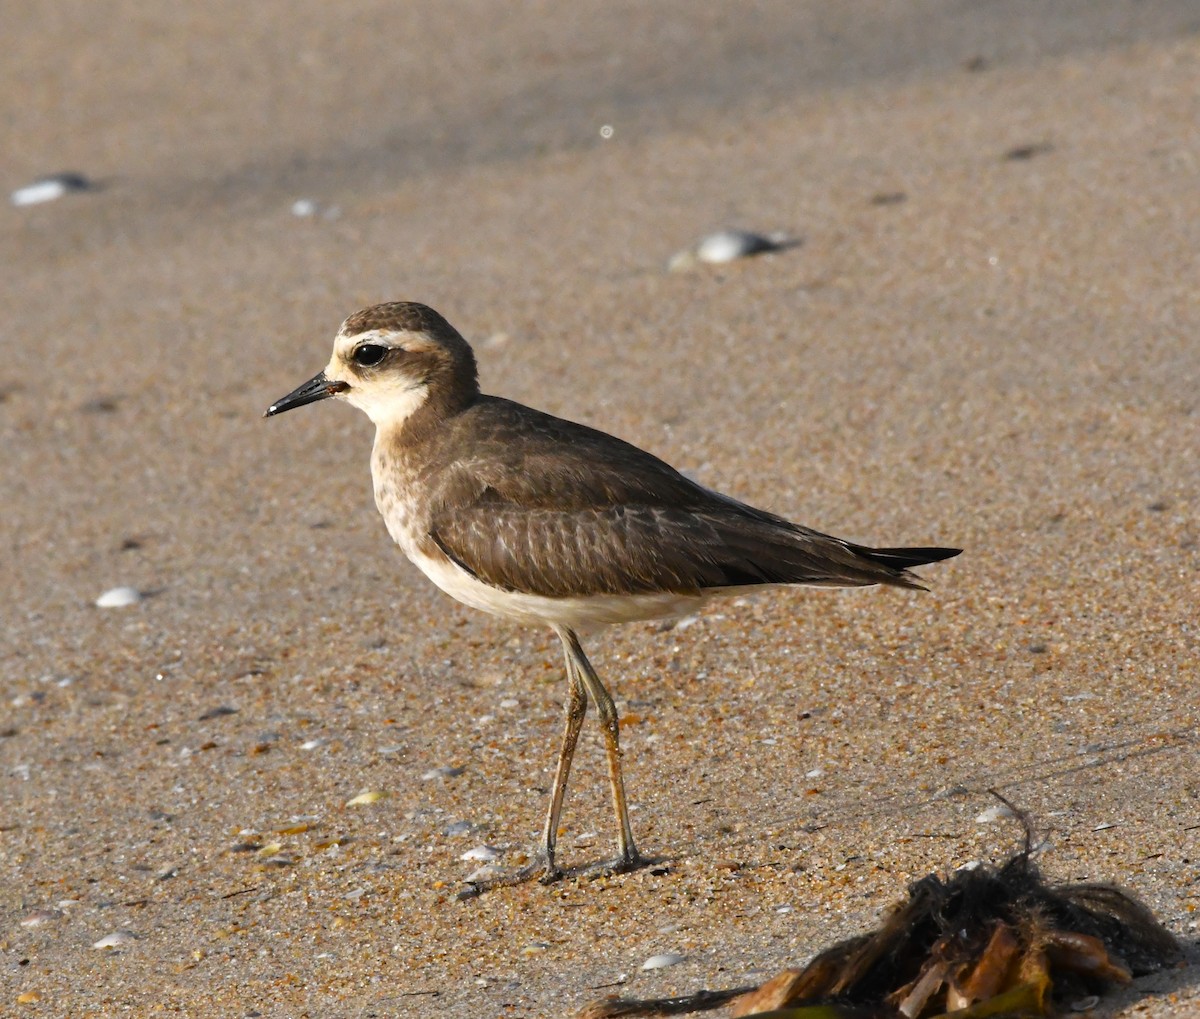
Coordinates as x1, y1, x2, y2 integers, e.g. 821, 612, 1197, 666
642, 953, 686, 971
95, 586, 141, 608
258, 854, 295, 868
80, 396, 120, 414
1003, 142, 1053, 162
290, 198, 339, 219
92, 930, 137, 950
460, 845, 501, 862
444, 820, 475, 837
975, 803, 1016, 824
11, 172, 93, 206
422, 766, 464, 780
346, 790, 389, 807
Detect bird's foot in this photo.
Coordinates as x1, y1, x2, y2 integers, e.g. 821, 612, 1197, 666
456, 855, 560, 900
581, 847, 651, 880
456, 847, 655, 899
538, 863, 565, 885
610, 848, 645, 873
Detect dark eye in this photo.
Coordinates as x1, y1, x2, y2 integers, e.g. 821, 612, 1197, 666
352, 343, 387, 367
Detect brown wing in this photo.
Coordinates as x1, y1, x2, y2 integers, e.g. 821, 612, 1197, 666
430, 501, 923, 598
421, 397, 957, 598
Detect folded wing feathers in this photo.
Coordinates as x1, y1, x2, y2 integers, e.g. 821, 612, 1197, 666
431, 502, 954, 599
422, 399, 959, 599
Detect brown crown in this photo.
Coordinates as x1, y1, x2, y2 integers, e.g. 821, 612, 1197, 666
341, 301, 459, 339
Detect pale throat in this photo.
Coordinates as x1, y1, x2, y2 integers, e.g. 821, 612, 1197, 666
343, 377, 431, 429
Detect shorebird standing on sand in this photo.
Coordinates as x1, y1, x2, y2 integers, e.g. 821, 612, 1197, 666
266, 302, 959, 893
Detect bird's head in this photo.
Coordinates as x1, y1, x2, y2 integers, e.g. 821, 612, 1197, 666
265, 302, 479, 428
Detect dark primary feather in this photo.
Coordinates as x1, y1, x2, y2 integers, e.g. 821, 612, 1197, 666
846, 544, 963, 571
416, 397, 960, 599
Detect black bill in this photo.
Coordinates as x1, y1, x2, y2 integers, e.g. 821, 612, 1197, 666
263, 372, 349, 417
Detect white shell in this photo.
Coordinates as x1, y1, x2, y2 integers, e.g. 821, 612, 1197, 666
641, 953, 686, 970
95, 586, 142, 608
93, 930, 137, 949
11, 174, 90, 206
669, 229, 792, 271
695, 229, 775, 264
460, 845, 501, 862
20, 909, 64, 927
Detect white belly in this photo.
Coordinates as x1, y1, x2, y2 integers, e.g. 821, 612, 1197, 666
407, 546, 705, 628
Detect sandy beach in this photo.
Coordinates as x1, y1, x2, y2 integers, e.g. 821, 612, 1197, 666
3, 3, 1198, 1015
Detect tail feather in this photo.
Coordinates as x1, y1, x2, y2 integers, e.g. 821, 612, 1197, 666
850, 545, 962, 571
839, 543, 961, 591
700, 522, 961, 593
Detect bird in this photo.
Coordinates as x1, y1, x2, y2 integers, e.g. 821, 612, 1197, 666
265, 301, 960, 892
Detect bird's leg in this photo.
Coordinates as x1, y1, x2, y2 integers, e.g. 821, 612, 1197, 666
457, 634, 589, 899
538, 635, 589, 883
457, 630, 640, 900
559, 626, 643, 872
